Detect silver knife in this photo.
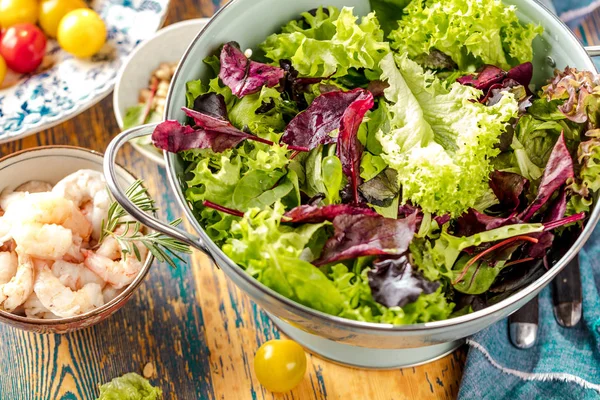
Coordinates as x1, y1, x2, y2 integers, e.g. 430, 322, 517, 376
552, 255, 583, 327
509, 295, 539, 349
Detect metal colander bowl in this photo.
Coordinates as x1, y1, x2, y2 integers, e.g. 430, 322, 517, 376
104, 0, 600, 368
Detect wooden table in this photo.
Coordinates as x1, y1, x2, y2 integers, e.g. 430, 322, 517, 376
22, 0, 600, 398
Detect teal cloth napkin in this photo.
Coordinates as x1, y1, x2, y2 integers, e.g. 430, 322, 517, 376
458, 3, 600, 399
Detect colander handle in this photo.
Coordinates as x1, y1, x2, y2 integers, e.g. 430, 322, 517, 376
585, 45, 600, 58
103, 123, 214, 257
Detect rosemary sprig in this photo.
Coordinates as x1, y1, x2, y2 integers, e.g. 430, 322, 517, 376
98, 180, 191, 268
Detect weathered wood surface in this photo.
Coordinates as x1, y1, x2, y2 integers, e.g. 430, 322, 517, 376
12, 0, 600, 398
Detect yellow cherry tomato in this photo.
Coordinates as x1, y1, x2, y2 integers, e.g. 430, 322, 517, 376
0, 55, 6, 86
39, 0, 87, 38
254, 340, 307, 393
0, 0, 39, 29
57, 9, 106, 58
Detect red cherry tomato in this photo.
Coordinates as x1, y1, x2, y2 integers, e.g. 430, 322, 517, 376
0, 23, 47, 74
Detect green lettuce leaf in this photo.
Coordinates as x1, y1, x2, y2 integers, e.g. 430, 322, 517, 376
389, 0, 542, 70
330, 264, 454, 324
183, 139, 291, 244
97, 373, 162, 400
375, 53, 518, 216
223, 203, 344, 315
260, 6, 390, 77
432, 223, 544, 273
369, 0, 411, 36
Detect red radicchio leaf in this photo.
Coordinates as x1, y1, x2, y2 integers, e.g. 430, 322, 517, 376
279, 59, 328, 109
151, 107, 274, 153
434, 214, 451, 226
367, 255, 440, 308
336, 90, 374, 204
192, 93, 229, 119
457, 65, 506, 90
283, 204, 378, 224
280, 88, 373, 152
507, 62, 533, 88
489, 170, 529, 212
313, 213, 417, 266
219, 42, 284, 98
454, 208, 520, 237
519, 132, 574, 221
457, 62, 532, 91
525, 189, 567, 258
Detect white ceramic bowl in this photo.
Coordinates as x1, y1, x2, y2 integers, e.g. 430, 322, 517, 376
0, 146, 153, 334
113, 18, 210, 166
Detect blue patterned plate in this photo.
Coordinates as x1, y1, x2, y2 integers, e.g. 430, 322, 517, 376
0, 0, 170, 144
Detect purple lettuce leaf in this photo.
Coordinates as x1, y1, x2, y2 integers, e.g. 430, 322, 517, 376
457, 62, 532, 91
151, 107, 275, 153
151, 120, 250, 153
519, 132, 574, 221
525, 189, 567, 258
506, 62, 533, 88
280, 88, 373, 152
457, 65, 506, 90
192, 93, 229, 119
483, 79, 532, 112
279, 59, 326, 108
367, 255, 440, 308
434, 214, 451, 226
283, 204, 378, 224
313, 213, 417, 266
336, 90, 374, 204
542, 66, 600, 123
489, 170, 528, 212
219, 42, 284, 98
454, 208, 520, 237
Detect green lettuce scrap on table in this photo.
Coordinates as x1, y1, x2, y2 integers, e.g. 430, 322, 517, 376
97, 373, 162, 400
149, 0, 600, 324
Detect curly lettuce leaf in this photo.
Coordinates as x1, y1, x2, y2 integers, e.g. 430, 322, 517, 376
223, 203, 344, 315
389, 0, 542, 70
369, 0, 411, 36
183, 139, 291, 243
376, 53, 518, 216
97, 373, 162, 400
260, 7, 390, 77
330, 264, 454, 324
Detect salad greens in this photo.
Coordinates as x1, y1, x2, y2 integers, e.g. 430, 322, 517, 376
97, 373, 162, 400
149, 0, 599, 325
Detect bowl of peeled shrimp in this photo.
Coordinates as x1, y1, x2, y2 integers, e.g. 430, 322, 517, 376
0, 146, 153, 334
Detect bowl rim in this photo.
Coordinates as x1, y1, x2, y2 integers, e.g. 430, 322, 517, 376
165, 0, 600, 332
0, 145, 154, 326
113, 18, 212, 167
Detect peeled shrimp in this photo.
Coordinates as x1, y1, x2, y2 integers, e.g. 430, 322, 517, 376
0, 253, 34, 312
11, 223, 74, 260
102, 285, 123, 303
1, 192, 93, 243
52, 260, 105, 291
52, 170, 111, 240
83, 243, 148, 289
33, 265, 104, 318
0, 251, 17, 285
23, 292, 59, 319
